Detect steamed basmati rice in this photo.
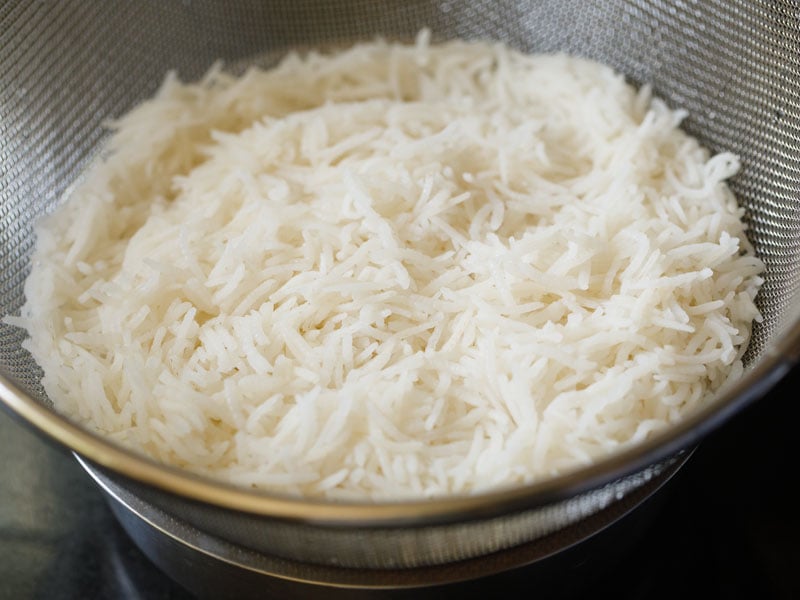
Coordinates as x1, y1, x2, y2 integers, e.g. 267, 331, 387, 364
10, 32, 764, 499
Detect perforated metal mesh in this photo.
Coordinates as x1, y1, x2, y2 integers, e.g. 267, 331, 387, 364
3, 1, 799, 388
1, 0, 799, 571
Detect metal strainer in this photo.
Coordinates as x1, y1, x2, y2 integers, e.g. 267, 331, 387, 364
2, 0, 799, 580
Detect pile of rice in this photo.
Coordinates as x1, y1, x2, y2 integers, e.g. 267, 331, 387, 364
11, 32, 764, 500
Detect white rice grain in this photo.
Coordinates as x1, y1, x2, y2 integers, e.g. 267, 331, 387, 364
10, 32, 764, 500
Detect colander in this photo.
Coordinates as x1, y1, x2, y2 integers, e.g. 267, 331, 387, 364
1, 0, 799, 587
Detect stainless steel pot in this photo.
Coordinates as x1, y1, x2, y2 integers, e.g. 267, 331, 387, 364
1, 0, 799, 583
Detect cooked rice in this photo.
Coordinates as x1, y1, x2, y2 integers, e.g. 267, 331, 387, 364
8, 31, 764, 499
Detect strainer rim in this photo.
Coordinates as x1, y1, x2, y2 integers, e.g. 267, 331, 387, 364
1, 317, 797, 527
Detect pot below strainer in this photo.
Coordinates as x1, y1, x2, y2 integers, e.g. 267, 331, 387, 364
81, 451, 688, 594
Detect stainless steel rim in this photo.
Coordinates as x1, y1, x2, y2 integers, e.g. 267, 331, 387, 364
80, 451, 690, 588
2, 324, 796, 527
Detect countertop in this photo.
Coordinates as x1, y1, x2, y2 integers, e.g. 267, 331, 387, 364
1, 363, 799, 600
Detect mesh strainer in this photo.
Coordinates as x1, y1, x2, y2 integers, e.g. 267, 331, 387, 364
2, 0, 799, 577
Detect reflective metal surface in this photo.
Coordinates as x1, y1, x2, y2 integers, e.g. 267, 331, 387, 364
0, 409, 191, 599
82, 453, 687, 590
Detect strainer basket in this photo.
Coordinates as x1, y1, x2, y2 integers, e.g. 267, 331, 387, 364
1, 0, 799, 580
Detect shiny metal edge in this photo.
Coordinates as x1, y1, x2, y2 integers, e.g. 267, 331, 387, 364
76, 452, 691, 588
0, 316, 796, 525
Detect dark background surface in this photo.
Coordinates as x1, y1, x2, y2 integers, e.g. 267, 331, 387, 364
1, 362, 798, 600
